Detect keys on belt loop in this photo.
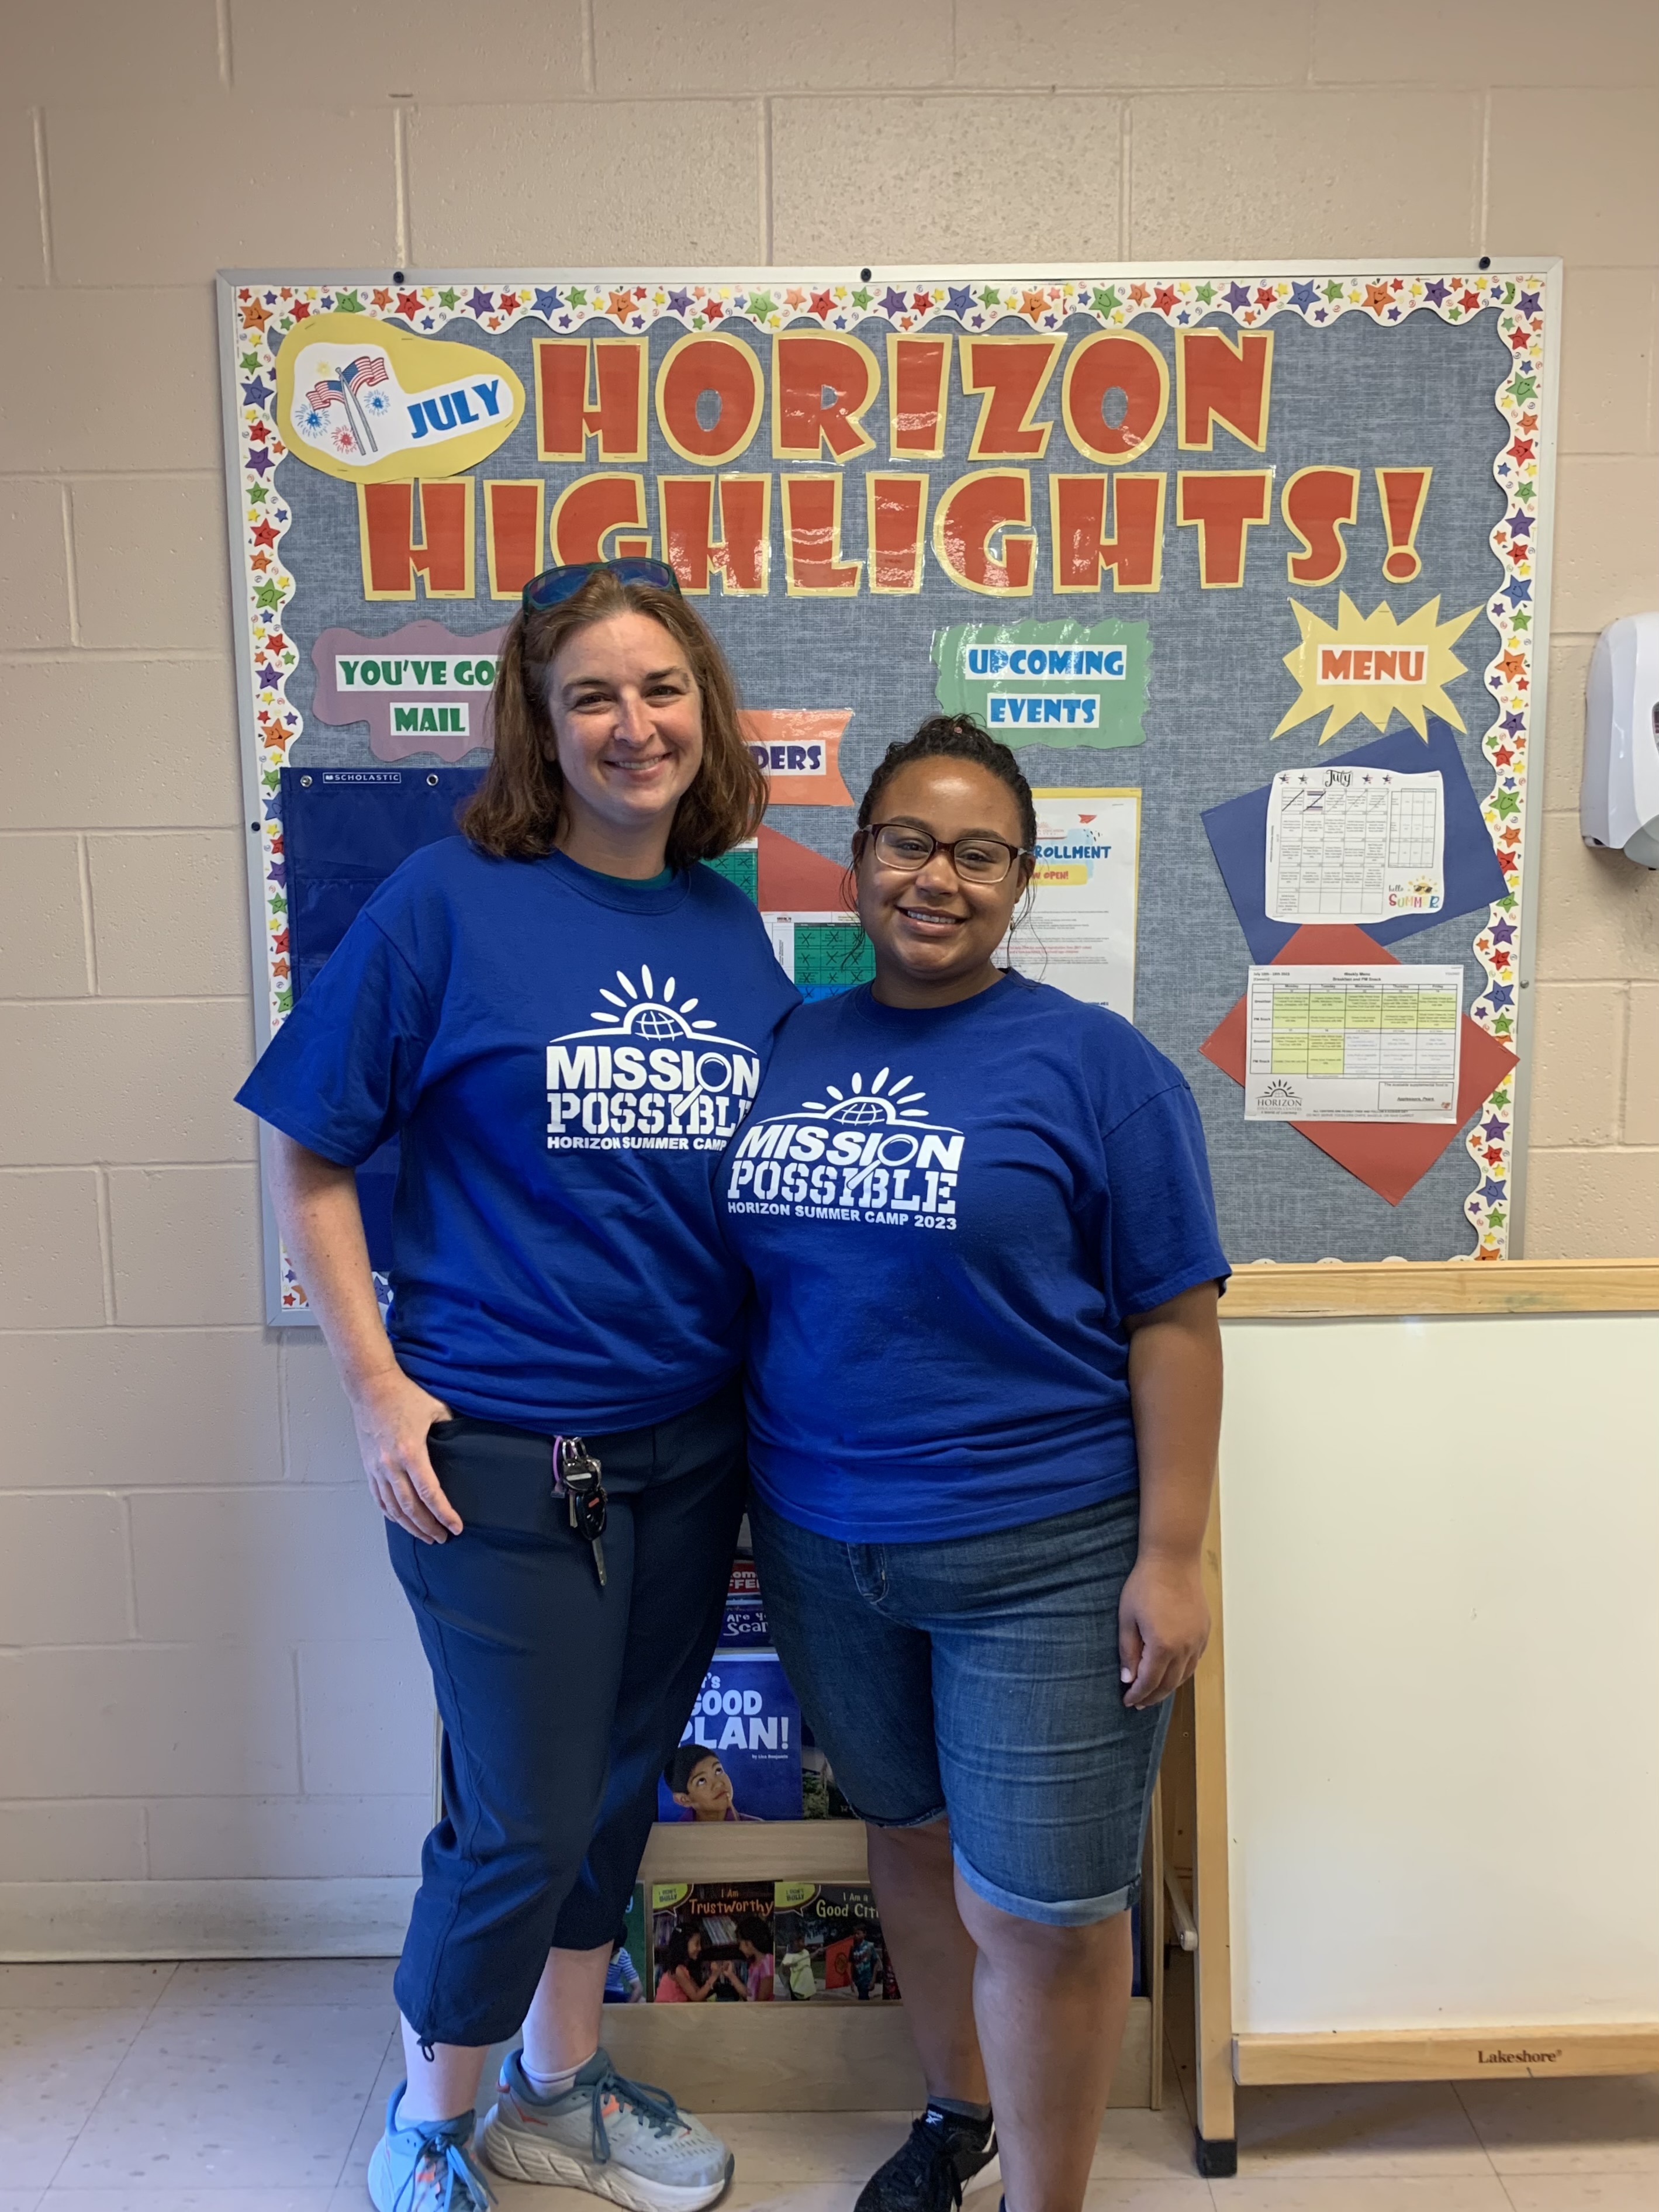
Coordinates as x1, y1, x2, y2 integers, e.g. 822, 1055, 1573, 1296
554, 1435, 608, 1588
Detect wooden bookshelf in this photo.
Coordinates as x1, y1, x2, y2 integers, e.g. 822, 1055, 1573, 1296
619, 1817, 1157, 2111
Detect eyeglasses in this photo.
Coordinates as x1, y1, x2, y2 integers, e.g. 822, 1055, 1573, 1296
521, 557, 683, 612
860, 821, 1032, 886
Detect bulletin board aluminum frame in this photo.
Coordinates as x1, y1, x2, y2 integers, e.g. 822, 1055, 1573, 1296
218, 262, 1560, 1325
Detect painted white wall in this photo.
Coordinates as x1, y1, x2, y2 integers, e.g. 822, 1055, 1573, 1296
2, 0, 1656, 1946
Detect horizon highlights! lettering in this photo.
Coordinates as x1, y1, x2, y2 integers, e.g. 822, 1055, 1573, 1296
331, 324, 1440, 600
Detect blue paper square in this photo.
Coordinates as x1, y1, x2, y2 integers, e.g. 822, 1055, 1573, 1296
1200, 719, 1508, 964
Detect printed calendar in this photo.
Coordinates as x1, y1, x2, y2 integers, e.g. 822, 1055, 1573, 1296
1264, 766, 1446, 925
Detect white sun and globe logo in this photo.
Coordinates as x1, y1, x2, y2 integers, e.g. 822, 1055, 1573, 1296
755, 1066, 965, 1149
551, 966, 756, 1062
799, 1067, 934, 1125
594, 964, 716, 1038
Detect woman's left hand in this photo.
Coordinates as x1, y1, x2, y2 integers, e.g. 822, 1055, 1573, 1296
1117, 1549, 1209, 1709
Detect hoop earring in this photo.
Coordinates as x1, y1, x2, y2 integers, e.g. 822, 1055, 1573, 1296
1000, 883, 1039, 973
832, 848, 875, 987
838, 845, 866, 924
1003, 882, 1036, 935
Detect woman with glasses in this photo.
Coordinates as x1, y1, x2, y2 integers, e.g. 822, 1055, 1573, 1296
237, 561, 796, 2212
720, 717, 1228, 2212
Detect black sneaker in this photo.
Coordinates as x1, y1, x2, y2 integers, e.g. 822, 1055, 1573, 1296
854, 2106, 999, 2212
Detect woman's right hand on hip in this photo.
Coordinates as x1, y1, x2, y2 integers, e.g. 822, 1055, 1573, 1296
349, 1367, 464, 1543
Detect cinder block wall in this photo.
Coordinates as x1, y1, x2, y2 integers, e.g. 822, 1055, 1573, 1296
1, 1, 1655, 1921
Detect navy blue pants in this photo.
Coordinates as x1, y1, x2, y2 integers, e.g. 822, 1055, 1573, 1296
387, 1379, 746, 2048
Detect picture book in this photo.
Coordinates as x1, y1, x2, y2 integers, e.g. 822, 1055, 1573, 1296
719, 1558, 770, 1650
658, 1649, 802, 1823
603, 1884, 648, 2004
649, 1881, 775, 2004
773, 1882, 900, 2002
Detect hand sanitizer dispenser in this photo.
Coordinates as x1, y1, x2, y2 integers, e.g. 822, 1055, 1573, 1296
1582, 614, 1659, 867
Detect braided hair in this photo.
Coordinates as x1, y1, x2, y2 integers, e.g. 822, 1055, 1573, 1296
856, 714, 1037, 851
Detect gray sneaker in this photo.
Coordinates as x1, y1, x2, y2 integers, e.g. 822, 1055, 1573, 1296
367, 2086, 495, 2212
479, 2048, 732, 2212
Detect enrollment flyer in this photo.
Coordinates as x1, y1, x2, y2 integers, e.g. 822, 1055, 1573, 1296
1007, 789, 1140, 1018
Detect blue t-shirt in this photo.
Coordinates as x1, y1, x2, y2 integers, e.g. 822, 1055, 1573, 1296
237, 839, 799, 1432
719, 975, 1229, 1541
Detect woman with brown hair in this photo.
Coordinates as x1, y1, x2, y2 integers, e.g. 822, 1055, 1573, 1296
237, 560, 797, 2212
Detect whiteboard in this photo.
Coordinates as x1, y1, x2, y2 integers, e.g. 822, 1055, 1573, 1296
1219, 1314, 1659, 2032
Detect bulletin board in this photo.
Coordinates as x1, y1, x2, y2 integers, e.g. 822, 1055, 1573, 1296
218, 263, 1558, 1321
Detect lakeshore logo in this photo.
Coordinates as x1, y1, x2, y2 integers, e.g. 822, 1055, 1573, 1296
547, 967, 761, 1152
1256, 1078, 1304, 1115
726, 1066, 965, 1231
1476, 2048, 1563, 2066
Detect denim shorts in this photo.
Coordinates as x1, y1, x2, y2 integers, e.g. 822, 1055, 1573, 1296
749, 1487, 1170, 1927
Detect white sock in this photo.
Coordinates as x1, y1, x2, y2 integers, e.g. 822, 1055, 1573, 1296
520, 2049, 594, 2099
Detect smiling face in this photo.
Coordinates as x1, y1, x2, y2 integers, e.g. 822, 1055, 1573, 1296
545, 609, 705, 871
854, 758, 1034, 1008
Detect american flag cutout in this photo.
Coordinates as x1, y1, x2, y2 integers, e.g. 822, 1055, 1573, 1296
303, 364, 379, 457
340, 352, 388, 396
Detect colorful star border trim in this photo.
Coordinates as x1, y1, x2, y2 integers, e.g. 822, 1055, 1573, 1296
232, 269, 1549, 1281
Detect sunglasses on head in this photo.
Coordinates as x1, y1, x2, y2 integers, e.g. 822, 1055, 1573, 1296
520, 557, 682, 613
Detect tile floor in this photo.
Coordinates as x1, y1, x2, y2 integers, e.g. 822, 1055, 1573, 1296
1, 1961, 1655, 2212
